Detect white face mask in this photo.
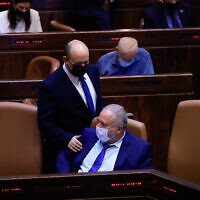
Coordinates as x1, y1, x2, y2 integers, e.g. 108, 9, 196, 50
96, 126, 110, 143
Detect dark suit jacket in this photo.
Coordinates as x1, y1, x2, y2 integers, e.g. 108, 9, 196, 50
38, 65, 105, 172
38, 65, 104, 145
67, 0, 112, 30
56, 128, 153, 173
143, 2, 196, 29
68, 0, 106, 16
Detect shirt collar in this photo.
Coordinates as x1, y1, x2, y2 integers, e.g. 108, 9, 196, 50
112, 51, 138, 67
63, 63, 89, 85
112, 51, 119, 66
112, 131, 125, 148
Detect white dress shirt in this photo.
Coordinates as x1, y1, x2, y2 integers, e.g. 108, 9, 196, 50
79, 132, 125, 172
0, 9, 42, 33
63, 63, 97, 110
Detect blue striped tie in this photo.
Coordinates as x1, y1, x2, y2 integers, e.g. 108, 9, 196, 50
80, 76, 96, 118
89, 144, 113, 172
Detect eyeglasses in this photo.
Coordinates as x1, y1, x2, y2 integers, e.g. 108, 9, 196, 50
67, 58, 89, 67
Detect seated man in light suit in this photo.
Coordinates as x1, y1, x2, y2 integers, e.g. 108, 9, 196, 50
96, 37, 154, 76
56, 104, 153, 173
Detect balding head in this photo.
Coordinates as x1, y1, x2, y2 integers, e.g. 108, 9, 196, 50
63, 40, 89, 77
117, 37, 138, 63
64, 40, 89, 65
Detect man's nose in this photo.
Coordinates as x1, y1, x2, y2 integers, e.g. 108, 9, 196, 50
21, 8, 27, 12
97, 122, 103, 128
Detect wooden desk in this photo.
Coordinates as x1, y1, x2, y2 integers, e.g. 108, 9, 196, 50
0, 28, 200, 96
0, 170, 199, 199
0, 73, 194, 171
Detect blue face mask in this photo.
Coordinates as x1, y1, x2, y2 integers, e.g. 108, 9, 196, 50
118, 58, 135, 68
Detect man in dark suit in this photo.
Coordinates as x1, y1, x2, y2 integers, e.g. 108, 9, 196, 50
38, 40, 105, 173
143, 0, 197, 29
56, 104, 153, 173
66, 0, 115, 30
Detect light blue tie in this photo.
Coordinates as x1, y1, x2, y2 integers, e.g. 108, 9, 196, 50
89, 144, 113, 172
80, 76, 96, 118
165, 10, 182, 28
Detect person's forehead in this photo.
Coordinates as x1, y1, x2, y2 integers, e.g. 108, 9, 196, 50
16, 2, 31, 8
100, 109, 114, 123
69, 46, 89, 63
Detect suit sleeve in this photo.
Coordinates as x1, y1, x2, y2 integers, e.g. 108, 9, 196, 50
143, 52, 155, 75
143, 10, 156, 29
188, 4, 197, 27
89, 65, 106, 114
30, 10, 43, 32
56, 128, 95, 173
34, 11, 43, 32
56, 149, 74, 173
38, 82, 74, 147
138, 143, 153, 169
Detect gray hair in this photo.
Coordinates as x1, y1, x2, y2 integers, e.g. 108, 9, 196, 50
104, 104, 128, 130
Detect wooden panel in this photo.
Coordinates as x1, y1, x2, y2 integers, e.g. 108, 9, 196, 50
39, 11, 67, 32
100, 74, 194, 171
112, 9, 144, 29
0, 170, 199, 199
0, 80, 40, 101
1, 28, 200, 50
0, 74, 194, 172
0, 50, 63, 79
100, 74, 193, 95
0, 29, 200, 97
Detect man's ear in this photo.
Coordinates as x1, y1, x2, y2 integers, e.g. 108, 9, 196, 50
118, 125, 123, 133
63, 56, 67, 62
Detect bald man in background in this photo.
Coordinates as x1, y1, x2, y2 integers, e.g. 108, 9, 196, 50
96, 37, 154, 76
38, 40, 105, 173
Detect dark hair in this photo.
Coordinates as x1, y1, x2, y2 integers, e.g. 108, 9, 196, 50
8, 0, 32, 31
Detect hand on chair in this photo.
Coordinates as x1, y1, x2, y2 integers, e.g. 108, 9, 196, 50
68, 135, 83, 152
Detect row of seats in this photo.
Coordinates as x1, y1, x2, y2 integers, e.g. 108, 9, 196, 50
25, 56, 60, 80
0, 100, 200, 185
0, 101, 146, 175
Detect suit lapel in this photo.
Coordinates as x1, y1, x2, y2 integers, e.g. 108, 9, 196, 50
178, 7, 185, 27
87, 67, 99, 95
114, 131, 129, 170
72, 137, 98, 170
61, 67, 90, 113
87, 66, 102, 114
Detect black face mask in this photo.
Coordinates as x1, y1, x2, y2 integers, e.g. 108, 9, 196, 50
70, 64, 88, 78
165, 2, 179, 15
15, 8, 29, 19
